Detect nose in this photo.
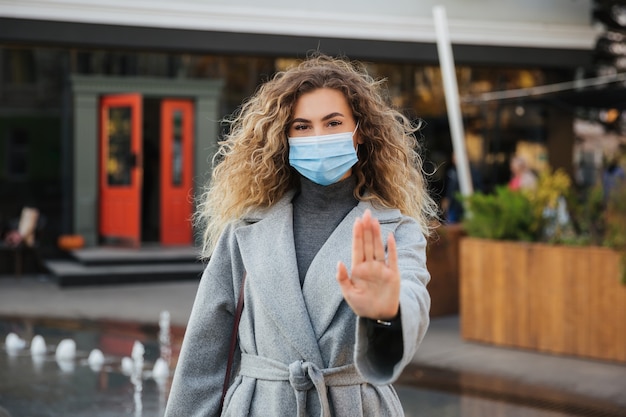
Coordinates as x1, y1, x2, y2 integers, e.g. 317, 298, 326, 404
311, 125, 323, 136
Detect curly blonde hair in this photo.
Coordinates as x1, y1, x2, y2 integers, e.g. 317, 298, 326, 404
196, 54, 438, 256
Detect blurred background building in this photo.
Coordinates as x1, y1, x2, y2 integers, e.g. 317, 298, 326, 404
0, 0, 619, 250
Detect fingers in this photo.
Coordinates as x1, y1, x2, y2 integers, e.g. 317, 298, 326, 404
342, 223, 401, 320
362, 210, 375, 262
352, 217, 364, 266
352, 210, 381, 264
373, 220, 386, 263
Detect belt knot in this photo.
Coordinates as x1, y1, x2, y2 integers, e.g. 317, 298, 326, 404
288, 360, 319, 391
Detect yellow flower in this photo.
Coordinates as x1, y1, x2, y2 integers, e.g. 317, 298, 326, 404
526, 168, 571, 210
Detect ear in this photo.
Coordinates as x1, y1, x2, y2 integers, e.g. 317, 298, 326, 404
354, 120, 363, 145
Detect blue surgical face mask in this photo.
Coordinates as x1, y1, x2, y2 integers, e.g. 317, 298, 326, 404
288, 124, 359, 186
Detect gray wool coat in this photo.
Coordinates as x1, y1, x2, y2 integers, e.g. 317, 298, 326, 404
164, 190, 431, 417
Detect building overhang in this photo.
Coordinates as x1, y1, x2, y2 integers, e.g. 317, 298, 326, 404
0, 0, 599, 69
0, 0, 599, 50
0, 17, 592, 69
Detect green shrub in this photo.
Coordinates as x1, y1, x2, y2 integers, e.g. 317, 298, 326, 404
462, 186, 539, 241
461, 170, 626, 284
604, 180, 626, 284
566, 184, 605, 246
604, 180, 626, 249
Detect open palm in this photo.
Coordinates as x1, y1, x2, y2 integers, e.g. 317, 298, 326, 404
336, 209, 400, 320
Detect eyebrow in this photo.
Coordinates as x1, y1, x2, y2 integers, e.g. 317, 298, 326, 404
290, 112, 346, 125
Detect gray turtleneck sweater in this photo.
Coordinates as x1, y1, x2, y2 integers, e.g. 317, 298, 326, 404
292, 176, 358, 285
292, 175, 403, 363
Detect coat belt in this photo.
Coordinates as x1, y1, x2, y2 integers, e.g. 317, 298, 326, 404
239, 353, 366, 417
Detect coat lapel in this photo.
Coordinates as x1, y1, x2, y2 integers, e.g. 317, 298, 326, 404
235, 192, 324, 365
236, 193, 403, 365
302, 205, 360, 340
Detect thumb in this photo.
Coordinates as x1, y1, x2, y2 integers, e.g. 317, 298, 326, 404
336, 261, 351, 289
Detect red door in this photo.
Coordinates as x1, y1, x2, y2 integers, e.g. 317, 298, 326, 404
99, 94, 143, 247
160, 100, 194, 245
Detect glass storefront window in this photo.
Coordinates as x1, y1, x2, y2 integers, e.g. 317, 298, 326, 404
6, 128, 29, 180
0, 43, 575, 246
360, 62, 561, 192
3, 49, 36, 85
106, 107, 133, 186
171, 110, 183, 187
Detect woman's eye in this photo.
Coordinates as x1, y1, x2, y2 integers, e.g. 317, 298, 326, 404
328, 120, 342, 127
293, 124, 308, 131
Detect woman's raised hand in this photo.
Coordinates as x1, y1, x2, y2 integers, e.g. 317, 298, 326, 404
336, 209, 400, 320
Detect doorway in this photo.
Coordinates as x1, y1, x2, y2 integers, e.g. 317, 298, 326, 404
142, 98, 161, 243
99, 94, 194, 247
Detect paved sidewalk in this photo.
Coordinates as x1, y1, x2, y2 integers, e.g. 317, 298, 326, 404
413, 315, 626, 410
1, 275, 625, 413
0, 275, 198, 327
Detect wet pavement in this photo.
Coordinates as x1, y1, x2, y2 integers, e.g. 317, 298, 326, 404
0, 316, 170, 417
1, 275, 626, 416
0, 316, 594, 417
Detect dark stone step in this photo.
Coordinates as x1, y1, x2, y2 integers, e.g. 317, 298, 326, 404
45, 260, 205, 287
69, 246, 201, 266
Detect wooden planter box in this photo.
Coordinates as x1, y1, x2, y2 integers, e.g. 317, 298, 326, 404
426, 224, 465, 317
460, 237, 626, 363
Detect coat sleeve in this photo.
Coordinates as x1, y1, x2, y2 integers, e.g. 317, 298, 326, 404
353, 215, 431, 385
164, 223, 243, 417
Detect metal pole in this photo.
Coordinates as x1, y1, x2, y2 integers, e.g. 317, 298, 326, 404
433, 5, 473, 196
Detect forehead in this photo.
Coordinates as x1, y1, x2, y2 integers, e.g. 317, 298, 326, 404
292, 88, 351, 118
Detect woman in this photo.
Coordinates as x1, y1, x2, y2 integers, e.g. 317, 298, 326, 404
165, 54, 437, 416
508, 155, 537, 191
